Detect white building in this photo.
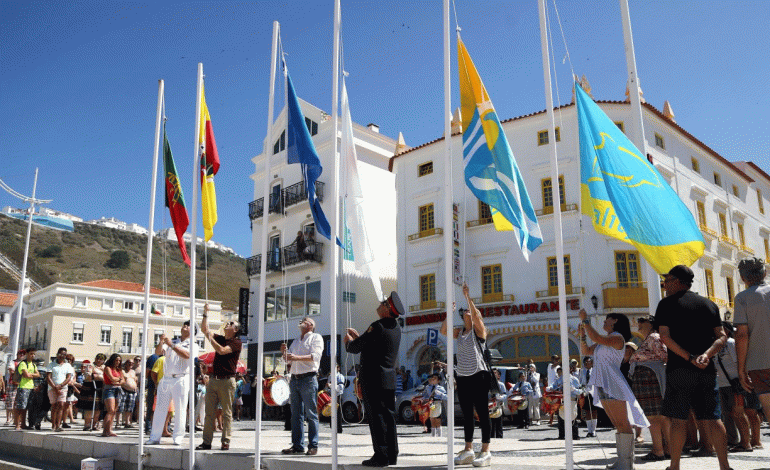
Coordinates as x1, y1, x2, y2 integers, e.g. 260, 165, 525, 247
390, 88, 770, 378
0, 290, 17, 345
86, 216, 127, 230
248, 98, 398, 375
156, 228, 238, 256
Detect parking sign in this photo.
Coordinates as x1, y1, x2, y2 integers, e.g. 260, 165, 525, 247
426, 328, 438, 347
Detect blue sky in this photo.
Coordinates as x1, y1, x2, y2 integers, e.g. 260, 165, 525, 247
2, 1, 768, 259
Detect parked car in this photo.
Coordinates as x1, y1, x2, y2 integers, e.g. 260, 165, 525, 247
317, 374, 363, 423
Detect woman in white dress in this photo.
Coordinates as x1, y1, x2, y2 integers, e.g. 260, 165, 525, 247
578, 309, 649, 470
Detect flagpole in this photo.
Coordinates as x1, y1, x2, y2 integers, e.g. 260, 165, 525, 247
537, 2, 573, 469
255, 21, 280, 470
443, 1, 455, 468
188, 62, 204, 470
619, 0, 662, 310
330, 2, 341, 469
137, 79, 164, 470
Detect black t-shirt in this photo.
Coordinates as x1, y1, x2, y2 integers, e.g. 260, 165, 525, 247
655, 290, 721, 374
212, 334, 242, 376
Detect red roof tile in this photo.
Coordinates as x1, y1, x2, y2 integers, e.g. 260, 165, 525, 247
0, 292, 18, 307
78, 279, 183, 297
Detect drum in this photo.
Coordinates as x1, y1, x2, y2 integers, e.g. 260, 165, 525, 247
354, 377, 364, 400
262, 376, 290, 407
506, 394, 529, 413
542, 391, 563, 415
317, 390, 332, 417
558, 398, 578, 421
489, 398, 503, 419
411, 397, 431, 424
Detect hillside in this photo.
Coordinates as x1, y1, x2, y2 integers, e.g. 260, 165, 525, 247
0, 215, 247, 310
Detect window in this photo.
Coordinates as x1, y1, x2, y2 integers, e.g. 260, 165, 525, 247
713, 172, 722, 187
614, 121, 625, 133
705, 269, 714, 299
123, 301, 134, 312
273, 130, 286, 155
418, 204, 435, 233
153, 330, 163, 346
547, 255, 572, 290
103, 299, 114, 310
418, 161, 433, 177
541, 176, 565, 213
726, 277, 734, 304
75, 296, 87, 308
481, 264, 503, 303
306, 280, 321, 316
718, 213, 728, 236
696, 201, 707, 227
342, 291, 356, 303
268, 234, 281, 269
654, 133, 665, 149
290, 284, 306, 318
479, 201, 492, 223
537, 127, 560, 145
304, 117, 318, 136
100, 325, 112, 345
172, 330, 181, 342
42, 326, 47, 348
264, 280, 321, 321
174, 305, 183, 316
0, 313, 4, 323
737, 223, 745, 246
759, 189, 765, 214
122, 328, 133, 348
732, 185, 739, 197
72, 323, 84, 343
420, 274, 436, 309
615, 251, 641, 287
765, 238, 769, 261
269, 184, 282, 213
690, 157, 700, 173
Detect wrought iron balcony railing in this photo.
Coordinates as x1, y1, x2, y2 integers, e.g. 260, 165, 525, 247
248, 180, 326, 221
247, 241, 324, 277
536, 203, 579, 216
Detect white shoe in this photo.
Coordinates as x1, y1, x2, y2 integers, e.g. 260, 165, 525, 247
145, 440, 160, 445
454, 449, 475, 465
472, 451, 491, 467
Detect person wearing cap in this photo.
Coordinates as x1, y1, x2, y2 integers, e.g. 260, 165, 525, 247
280, 316, 324, 456
345, 291, 403, 467
734, 257, 770, 423
547, 365, 581, 440
656, 264, 731, 470
546, 354, 560, 425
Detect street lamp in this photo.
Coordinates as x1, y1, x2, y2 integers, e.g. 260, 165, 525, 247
590, 295, 598, 313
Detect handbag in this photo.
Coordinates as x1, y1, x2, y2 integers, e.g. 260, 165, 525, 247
472, 333, 500, 394
716, 353, 744, 394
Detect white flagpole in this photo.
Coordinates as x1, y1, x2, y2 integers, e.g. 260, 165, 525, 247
188, 62, 204, 470
443, 0, 455, 468
619, 0, 661, 310
331, 1, 341, 468
137, 79, 164, 470
537, 1, 573, 468
255, 21, 280, 470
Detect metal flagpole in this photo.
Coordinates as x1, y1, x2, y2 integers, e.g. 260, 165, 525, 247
137, 79, 164, 470
442, 0, 455, 468
330, 2, 341, 469
188, 62, 204, 470
537, 2, 573, 468
618, 0, 662, 311
255, 21, 280, 470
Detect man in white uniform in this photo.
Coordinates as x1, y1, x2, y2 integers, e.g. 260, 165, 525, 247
146, 320, 198, 445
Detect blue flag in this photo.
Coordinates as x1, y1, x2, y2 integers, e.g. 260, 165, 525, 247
576, 82, 704, 274
285, 65, 338, 245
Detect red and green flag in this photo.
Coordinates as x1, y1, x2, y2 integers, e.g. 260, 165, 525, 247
163, 124, 191, 266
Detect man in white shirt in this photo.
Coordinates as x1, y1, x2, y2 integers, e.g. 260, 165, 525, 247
146, 320, 198, 445
281, 317, 324, 455
47, 347, 74, 432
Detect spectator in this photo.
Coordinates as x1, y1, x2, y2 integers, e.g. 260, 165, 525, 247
144, 351, 160, 433
657, 264, 731, 470
735, 257, 770, 422
78, 360, 97, 431
13, 349, 40, 430
578, 356, 598, 437
294, 231, 307, 260
241, 373, 253, 420
92, 353, 106, 431
102, 353, 125, 437
234, 374, 244, 421
64, 354, 78, 427
404, 370, 414, 390
119, 358, 138, 428
716, 321, 755, 452
131, 356, 142, 424
5, 349, 25, 425
47, 347, 74, 432
526, 363, 542, 426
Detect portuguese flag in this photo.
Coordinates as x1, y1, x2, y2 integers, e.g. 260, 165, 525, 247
199, 81, 220, 242
163, 124, 191, 266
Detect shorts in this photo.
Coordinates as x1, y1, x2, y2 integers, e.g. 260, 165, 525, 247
103, 386, 122, 401
5, 384, 17, 408
748, 368, 770, 395
595, 386, 621, 401
48, 387, 68, 404
118, 390, 137, 413
14, 388, 32, 410
663, 368, 720, 421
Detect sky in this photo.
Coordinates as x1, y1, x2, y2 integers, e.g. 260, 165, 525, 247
2, 0, 768, 258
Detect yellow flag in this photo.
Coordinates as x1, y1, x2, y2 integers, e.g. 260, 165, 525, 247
199, 82, 219, 242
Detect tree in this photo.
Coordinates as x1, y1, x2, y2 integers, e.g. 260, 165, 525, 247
38, 245, 62, 258
106, 250, 130, 269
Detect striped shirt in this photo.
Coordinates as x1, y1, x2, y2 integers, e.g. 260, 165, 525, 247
456, 329, 486, 377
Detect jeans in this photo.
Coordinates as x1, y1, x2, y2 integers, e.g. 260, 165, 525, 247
289, 374, 319, 450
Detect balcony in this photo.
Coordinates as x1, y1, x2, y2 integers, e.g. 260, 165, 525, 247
719, 235, 739, 248
20, 341, 46, 352
466, 217, 492, 228
408, 300, 446, 313
536, 203, 579, 216
246, 255, 261, 276
535, 285, 584, 298
248, 180, 326, 220
700, 225, 718, 240
473, 294, 516, 304
708, 296, 728, 307
739, 244, 755, 256
408, 227, 444, 241
602, 281, 649, 309
248, 199, 264, 220
247, 241, 324, 277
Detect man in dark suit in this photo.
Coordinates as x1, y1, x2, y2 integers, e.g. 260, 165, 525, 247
344, 291, 404, 467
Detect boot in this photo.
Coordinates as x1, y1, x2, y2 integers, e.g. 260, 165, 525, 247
607, 432, 634, 470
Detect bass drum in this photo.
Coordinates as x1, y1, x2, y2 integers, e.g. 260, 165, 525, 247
558, 398, 578, 421
317, 390, 332, 417
263, 376, 290, 407
506, 394, 528, 413
354, 377, 364, 400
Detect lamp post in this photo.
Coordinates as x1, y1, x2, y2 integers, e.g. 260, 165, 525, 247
590, 295, 598, 313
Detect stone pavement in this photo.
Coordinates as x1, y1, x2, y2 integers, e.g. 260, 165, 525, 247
0, 420, 768, 470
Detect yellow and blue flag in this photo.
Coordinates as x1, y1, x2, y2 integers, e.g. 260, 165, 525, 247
576, 82, 704, 274
458, 36, 542, 260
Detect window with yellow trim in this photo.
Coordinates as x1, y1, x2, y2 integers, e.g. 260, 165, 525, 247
547, 255, 572, 289
696, 201, 707, 227
614, 121, 625, 133
718, 213, 728, 236
654, 133, 665, 149
615, 251, 640, 288
726, 277, 734, 303
419, 203, 435, 233
764, 238, 769, 261
732, 185, 739, 197
691, 157, 700, 174
705, 269, 714, 298
418, 161, 433, 177
758, 189, 765, 214
481, 264, 503, 303
537, 127, 560, 146
737, 223, 745, 246
479, 201, 492, 223
713, 172, 722, 187
420, 274, 436, 309
541, 175, 565, 213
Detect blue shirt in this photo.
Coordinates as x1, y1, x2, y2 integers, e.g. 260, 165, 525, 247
550, 374, 581, 398
422, 384, 447, 401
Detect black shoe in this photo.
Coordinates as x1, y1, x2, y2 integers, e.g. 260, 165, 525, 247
61, 423, 71, 429
362, 457, 389, 467
586, 432, 596, 438
282, 446, 304, 455
194, 426, 203, 432
573, 435, 580, 441
195, 443, 212, 450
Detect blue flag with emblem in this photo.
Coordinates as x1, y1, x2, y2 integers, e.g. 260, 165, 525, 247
576, 81, 704, 274
284, 62, 339, 246
458, 36, 542, 260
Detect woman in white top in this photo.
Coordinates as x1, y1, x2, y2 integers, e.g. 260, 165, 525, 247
579, 309, 649, 470
441, 283, 492, 467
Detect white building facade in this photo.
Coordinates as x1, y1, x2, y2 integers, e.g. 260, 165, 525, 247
391, 95, 770, 378
248, 98, 398, 376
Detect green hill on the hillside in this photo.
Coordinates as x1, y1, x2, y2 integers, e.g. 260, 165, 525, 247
0, 215, 247, 310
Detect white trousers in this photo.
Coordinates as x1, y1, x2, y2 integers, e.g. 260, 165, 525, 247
149, 375, 190, 444
529, 396, 541, 422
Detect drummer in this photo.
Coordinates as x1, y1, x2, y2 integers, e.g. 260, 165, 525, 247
281, 316, 324, 456
325, 364, 345, 434
508, 372, 533, 429
422, 373, 447, 437
548, 366, 581, 440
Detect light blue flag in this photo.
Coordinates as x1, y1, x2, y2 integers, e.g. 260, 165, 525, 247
576, 82, 705, 274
